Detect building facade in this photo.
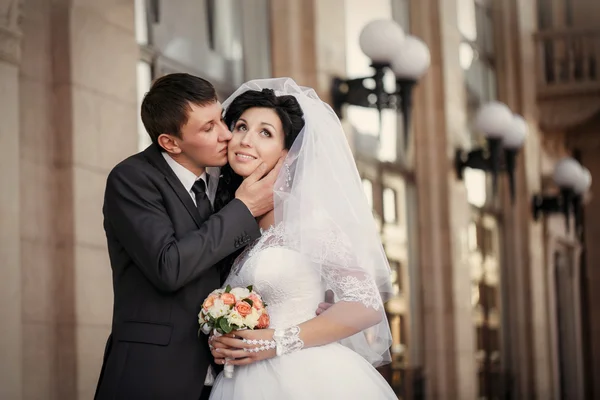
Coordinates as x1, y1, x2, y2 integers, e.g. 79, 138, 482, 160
0, 0, 598, 399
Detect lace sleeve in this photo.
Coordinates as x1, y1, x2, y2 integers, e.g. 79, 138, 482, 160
321, 267, 382, 311
309, 224, 383, 311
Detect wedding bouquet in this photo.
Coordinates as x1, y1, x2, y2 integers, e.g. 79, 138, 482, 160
199, 285, 270, 378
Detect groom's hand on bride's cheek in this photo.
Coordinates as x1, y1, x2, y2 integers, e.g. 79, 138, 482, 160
235, 158, 284, 217
211, 329, 276, 366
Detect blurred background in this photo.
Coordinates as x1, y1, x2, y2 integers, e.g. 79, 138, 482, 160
1, 0, 600, 399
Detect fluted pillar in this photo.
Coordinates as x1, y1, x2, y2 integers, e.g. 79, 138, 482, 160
0, 1, 23, 399
269, 0, 318, 89
494, 0, 553, 397
410, 0, 477, 398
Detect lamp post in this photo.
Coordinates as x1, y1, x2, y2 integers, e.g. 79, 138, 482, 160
331, 19, 430, 147
455, 102, 528, 202
532, 157, 592, 234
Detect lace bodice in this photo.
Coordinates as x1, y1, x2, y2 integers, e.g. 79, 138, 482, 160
224, 225, 381, 330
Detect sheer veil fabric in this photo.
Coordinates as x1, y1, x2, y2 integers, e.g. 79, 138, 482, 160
221, 78, 393, 367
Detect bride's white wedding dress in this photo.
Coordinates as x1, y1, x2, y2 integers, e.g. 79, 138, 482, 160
209, 225, 397, 400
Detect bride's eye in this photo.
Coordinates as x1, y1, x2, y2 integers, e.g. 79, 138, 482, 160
235, 123, 247, 132
260, 129, 272, 138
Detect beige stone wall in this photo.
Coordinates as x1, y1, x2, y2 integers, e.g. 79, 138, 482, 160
0, 0, 23, 398
15, 0, 137, 398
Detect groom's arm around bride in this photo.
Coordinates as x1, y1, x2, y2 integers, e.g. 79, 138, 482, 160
95, 73, 279, 400
103, 153, 276, 292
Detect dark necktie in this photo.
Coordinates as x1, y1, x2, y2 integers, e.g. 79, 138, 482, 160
191, 179, 213, 221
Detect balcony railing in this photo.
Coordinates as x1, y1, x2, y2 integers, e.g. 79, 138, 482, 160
535, 28, 600, 98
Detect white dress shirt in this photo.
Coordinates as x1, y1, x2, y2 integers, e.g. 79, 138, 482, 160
161, 152, 219, 386
162, 152, 215, 206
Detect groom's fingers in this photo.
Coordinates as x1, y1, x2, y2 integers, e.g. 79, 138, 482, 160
244, 162, 269, 185
316, 302, 332, 315
324, 289, 335, 304
260, 157, 284, 185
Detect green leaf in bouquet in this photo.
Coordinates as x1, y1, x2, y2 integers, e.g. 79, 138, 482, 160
247, 285, 253, 292
219, 317, 232, 334
225, 285, 232, 293
242, 298, 253, 307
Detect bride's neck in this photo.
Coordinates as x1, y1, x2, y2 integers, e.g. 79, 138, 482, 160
257, 210, 275, 231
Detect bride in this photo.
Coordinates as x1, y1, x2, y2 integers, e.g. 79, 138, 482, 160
209, 78, 396, 399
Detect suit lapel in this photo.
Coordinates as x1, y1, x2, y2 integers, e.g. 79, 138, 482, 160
142, 144, 203, 228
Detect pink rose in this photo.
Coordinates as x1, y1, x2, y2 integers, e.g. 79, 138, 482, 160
248, 294, 263, 310
257, 313, 270, 329
221, 293, 236, 306
235, 301, 252, 317
202, 294, 217, 310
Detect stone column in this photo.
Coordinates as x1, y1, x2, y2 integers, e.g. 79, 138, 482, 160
0, 1, 22, 399
410, 0, 477, 398
494, 0, 553, 397
269, 0, 318, 90
580, 139, 600, 399
19, 1, 76, 398
313, 0, 346, 104
54, 1, 138, 398
568, 123, 600, 399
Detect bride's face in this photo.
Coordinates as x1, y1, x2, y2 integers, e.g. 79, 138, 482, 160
228, 107, 287, 178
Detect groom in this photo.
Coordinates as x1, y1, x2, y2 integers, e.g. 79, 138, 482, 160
94, 73, 281, 400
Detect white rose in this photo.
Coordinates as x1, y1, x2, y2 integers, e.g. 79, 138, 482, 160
209, 299, 230, 319
230, 287, 251, 300
227, 311, 244, 327
244, 308, 260, 329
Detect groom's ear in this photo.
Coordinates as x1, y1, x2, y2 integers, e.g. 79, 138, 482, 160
158, 133, 182, 154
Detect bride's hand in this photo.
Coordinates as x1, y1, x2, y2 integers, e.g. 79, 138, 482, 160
209, 333, 235, 364
211, 329, 276, 366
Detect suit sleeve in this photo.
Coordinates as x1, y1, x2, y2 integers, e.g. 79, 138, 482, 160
104, 163, 261, 293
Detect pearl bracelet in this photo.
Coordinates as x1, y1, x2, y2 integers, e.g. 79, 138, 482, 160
241, 338, 277, 353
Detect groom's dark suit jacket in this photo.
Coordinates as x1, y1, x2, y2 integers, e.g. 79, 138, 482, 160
95, 144, 260, 399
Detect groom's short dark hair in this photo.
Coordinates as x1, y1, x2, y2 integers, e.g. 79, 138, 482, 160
141, 73, 218, 145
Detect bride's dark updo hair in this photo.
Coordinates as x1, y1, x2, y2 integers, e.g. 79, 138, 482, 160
214, 88, 305, 213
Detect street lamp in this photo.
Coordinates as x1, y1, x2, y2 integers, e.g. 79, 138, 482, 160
532, 157, 592, 234
455, 102, 528, 201
331, 19, 431, 147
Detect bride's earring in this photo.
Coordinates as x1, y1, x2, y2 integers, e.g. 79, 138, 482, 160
280, 163, 292, 190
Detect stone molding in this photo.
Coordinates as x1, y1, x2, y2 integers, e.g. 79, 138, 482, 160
0, 0, 22, 65
0, 24, 21, 65
539, 96, 600, 131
